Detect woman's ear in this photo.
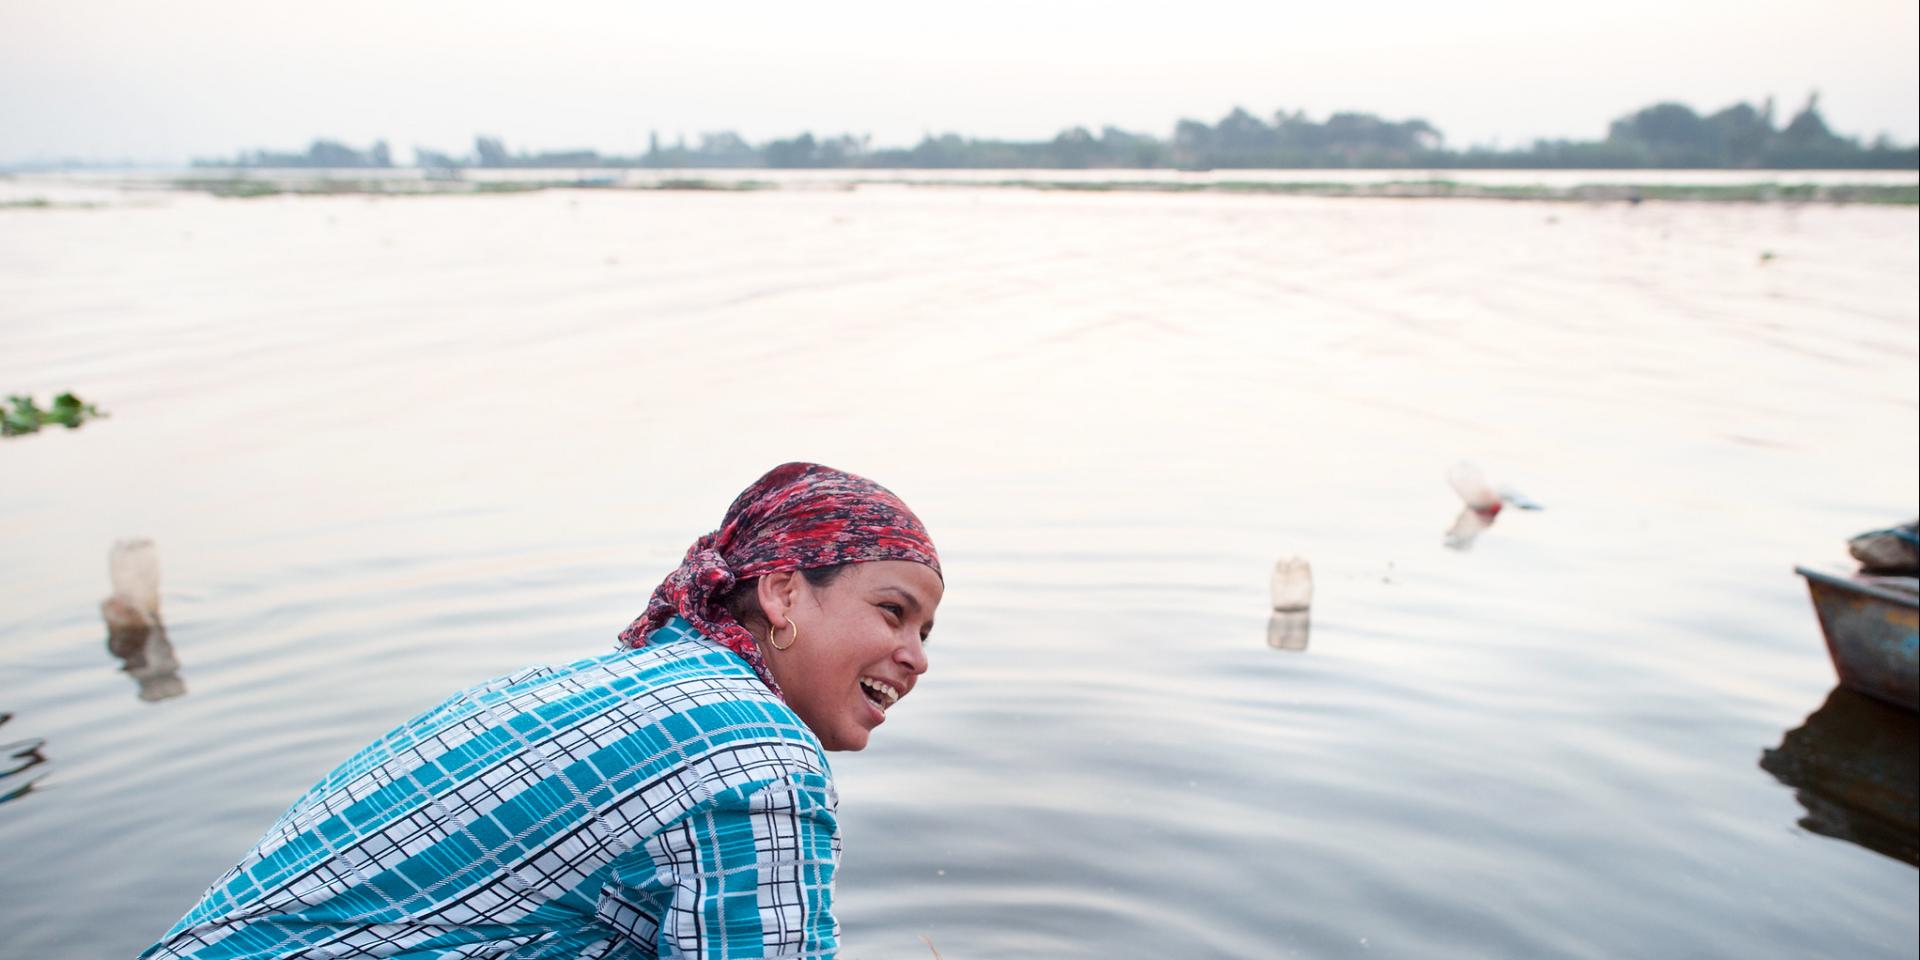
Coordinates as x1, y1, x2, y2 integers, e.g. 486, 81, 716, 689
756, 571, 801, 628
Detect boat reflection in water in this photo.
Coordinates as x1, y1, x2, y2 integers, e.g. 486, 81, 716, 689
0, 712, 49, 806
1760, 686, 1919, 866
101, 539, 185, 703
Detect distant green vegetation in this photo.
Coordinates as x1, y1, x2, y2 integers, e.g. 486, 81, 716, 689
163, 172, 1917, 205
197, 93, 1917, 171
1466, 94, 1916, 170
174, 177, 286, 198
205, 139, 396, 169
642, 178, 774, 191
0, 198, 107, 209
935, 179, 1919, 204
3, 393, 106, 437
168, 175, 780, 199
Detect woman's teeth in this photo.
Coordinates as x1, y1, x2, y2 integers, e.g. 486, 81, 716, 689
860, 677, 899, 709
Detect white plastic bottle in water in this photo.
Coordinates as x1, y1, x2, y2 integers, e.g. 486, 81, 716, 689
108, 538, 161, 618
1271, 556, 1313, 612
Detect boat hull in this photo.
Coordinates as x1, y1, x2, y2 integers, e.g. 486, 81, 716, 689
1796, 567, 1920, 711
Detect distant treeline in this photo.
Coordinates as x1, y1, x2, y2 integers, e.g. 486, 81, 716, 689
201, 94, 1919, 170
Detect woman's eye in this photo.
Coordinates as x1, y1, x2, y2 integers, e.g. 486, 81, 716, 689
879, 603, 904, 618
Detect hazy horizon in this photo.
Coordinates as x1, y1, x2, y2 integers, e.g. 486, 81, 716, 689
4, 0, 1916, 166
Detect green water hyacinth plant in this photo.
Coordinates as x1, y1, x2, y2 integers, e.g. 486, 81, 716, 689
2, 392, 107, 437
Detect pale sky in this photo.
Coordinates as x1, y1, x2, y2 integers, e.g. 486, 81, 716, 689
2, 0, 1915, 164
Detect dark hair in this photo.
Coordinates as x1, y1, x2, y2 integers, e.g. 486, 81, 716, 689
720, 565, 848, 635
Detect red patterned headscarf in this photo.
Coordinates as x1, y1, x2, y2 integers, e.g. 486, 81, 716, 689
619, 462, 941, 695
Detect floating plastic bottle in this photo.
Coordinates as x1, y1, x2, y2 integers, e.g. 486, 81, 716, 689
1270, 556, 1313, 612
108, 538, 161, 618
101, 538, 185, 702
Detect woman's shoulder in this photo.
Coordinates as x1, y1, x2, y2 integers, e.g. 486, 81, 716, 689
469, 617, 761, 700
363, 619, 821, 781
606, 617, 784, 703
603, 621, 829, 764
583, 622, 836, 810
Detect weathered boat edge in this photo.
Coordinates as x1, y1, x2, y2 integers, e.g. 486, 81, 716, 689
1795, 566, 1920, 712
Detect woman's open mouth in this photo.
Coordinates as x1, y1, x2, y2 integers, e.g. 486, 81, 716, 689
859, 676, 901, 714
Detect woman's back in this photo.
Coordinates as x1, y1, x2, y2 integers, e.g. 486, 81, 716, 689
143, 618, 840, 960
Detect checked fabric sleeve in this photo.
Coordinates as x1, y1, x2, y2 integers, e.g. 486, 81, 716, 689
599, 773, 840, 958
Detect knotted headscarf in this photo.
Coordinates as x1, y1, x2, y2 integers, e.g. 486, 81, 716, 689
619, 462, 941, 696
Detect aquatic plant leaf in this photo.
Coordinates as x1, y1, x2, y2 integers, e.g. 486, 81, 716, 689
2, 395, 41, 435
45, 391, 101, 428
0, 391, 107, 437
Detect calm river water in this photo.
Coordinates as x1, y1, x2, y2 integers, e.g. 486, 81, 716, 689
1, 178, 1916, 959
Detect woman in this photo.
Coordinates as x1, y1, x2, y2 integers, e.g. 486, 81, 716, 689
142, 462, 943, 959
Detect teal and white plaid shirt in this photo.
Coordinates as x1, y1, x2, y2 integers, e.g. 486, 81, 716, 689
143, 618, 840, 959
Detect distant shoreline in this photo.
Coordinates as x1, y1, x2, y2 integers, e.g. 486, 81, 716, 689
5, 169, 1917, 205
156, 171, 1920, 205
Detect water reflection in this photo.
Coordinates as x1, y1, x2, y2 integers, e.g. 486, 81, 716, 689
1267, 557, 1313, 652
0, 713, 48, 806
101, 539, 185, 702
1266, 609, 1310, 651
1760, 686, 1919, 866
1444, 506, 1499, 551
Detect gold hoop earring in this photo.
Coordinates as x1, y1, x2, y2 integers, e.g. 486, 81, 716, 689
769, 619, 799, 651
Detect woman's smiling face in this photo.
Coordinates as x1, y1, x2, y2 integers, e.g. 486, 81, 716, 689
756, 560, 943, 751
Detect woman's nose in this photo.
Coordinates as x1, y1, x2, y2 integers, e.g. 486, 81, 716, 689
897, 634, 929, 675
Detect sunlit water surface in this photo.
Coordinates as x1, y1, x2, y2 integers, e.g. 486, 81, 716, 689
1, 181, 1916, 959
